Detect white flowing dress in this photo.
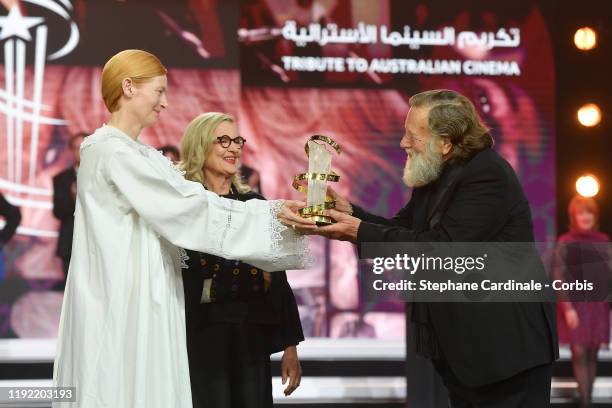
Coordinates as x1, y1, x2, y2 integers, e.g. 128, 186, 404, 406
52, 125, 308, 407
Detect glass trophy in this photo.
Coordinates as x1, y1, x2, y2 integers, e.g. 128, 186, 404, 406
293, 135, 341, 225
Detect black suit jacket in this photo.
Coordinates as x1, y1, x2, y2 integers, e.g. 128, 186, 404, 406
52, 167, 76, 259
183, 191, 304, 354
0, 193, 21, 248
354, 148, 558, 387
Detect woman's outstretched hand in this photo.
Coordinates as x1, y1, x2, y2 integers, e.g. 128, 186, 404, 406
278, 200, 318, 233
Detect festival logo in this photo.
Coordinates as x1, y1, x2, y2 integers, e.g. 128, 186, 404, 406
0, 1, 79, 238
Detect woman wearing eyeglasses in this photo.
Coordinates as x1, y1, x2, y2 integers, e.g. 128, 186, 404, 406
179, 112, 304, 408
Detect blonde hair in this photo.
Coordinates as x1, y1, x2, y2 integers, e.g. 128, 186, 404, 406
409, 89, 493, 164
568, 195, 599, 231
179, 112, 250, 194
101, 49, 167, 113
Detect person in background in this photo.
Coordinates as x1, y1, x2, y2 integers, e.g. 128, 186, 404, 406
159, 144, 180, 163
239, 163, 262, 193
52, 132, 87, 278
556, 196, 611, 408
0, 192, 21, 279
179, 112, 304, 408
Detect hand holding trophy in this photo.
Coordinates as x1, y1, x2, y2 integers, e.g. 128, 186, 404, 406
293, 135, 342, 225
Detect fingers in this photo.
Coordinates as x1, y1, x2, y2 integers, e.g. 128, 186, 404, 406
294, 226, 318, 235
314, 223, 341, 234
284, 368, 302, 396
320, 208, 346, 221
331, 208, 349, 219
293, 368, 302, 392
279, 207, 317, 230
278, 200, 315, 227
278, 220, 316, 232
326, 185, 338, 198
283, 209, 316, 225
283, 200, 307, 211
312, 216, 344, 234
281, 350, 302, 396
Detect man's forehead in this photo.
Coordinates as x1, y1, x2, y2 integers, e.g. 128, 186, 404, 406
406, 106, 430, 129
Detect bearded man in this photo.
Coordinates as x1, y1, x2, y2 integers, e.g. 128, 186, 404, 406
312, 89, 558, 407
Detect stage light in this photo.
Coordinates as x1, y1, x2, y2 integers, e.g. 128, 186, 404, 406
577, 103, 602, 127
574, 27, 597, 50
575, 174, 600, 197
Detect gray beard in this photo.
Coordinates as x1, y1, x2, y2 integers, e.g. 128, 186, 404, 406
402, 142, 445, 188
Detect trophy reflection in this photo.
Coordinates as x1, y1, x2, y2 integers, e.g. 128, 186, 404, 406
293, 135, 342, 225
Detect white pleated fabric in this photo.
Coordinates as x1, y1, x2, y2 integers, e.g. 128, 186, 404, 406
53, 125, 308, 407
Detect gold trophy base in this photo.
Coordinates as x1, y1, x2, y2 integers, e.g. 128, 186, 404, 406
308, 214, 335, 226
298, 201, 336, 226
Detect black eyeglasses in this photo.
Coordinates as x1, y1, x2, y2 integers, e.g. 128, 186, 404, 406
215, 135, 247, 148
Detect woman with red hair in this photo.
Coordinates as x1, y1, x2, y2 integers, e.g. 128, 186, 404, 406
557, 196, 611, 408
52, 50, 312, 408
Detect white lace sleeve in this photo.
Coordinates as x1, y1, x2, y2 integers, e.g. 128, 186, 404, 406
241, 199, 311, 272
99, 126, 310, 272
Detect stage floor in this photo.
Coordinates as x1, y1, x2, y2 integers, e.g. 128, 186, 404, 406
1, 339, 611, 407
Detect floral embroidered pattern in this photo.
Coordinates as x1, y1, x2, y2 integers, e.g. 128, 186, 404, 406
217, 200, 233, 253
269, 200, 288, 253
178, 247, 190, 270
267, 200, 312, 269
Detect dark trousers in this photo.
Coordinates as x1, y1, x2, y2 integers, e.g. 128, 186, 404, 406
406, 345, 448, 408
432, 359, 553, 408
186, 321, 273, 408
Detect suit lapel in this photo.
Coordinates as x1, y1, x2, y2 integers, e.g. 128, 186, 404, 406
411, 186, 433, 231
425, 164, 463, 225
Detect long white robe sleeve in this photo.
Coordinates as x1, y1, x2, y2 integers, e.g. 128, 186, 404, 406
52, 125, 309, 408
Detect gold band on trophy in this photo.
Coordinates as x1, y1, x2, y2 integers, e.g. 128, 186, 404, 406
293, 135, 341, 225
304, 135, 342, 156
292, 172, 340, 193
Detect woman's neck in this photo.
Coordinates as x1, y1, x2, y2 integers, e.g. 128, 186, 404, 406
108, 111, 143, 140
203, 169, 233, 195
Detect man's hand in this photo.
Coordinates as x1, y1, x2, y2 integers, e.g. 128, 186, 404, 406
327, 186, 352, 215
314, 209, 361, 242
278, 200, 317, 232
281, 346, 302, 396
